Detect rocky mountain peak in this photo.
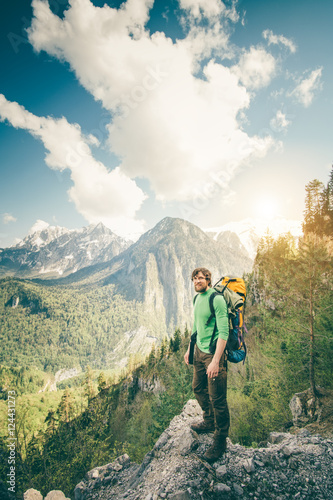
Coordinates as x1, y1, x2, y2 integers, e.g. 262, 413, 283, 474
139, 217, 202, 244
86, 222, 109, 235
0, 221, 131, 278
14, 221, 71, 250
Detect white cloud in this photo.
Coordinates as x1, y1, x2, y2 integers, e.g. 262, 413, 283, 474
26, 0, 276, 206
263, 29, 296, 53
2, 213, 17, 224
179, 0, 226, 20
28, 219, 50, 234
270, 110, 291, 132
0, 94, 146, 238
232, 46, 276, 89
289, 68, 323, 107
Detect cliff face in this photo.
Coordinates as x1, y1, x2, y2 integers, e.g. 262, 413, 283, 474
99, 217, 253, 331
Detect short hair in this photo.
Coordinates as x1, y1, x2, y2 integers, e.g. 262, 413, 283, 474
191, 267, 212, 287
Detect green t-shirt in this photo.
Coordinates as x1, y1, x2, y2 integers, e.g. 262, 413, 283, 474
192, 288, 229, 354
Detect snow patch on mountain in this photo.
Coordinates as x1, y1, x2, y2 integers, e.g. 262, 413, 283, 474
13, 220, 72, 250
1, 221, 131, 278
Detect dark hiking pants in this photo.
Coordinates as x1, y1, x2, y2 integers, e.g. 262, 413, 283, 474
192, 345, 230, 438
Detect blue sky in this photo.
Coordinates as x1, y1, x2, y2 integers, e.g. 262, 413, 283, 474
0, 0, 332, 246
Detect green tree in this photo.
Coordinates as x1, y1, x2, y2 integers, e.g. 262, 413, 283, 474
295, 234, 333, 395
97, 371, 107, 392
83, 366, 96, 402
45, 409, 58, 436
255, 232, 333, 397
303, 179, 325, 235
57, 388, 76, 423
170, 328, 181, 352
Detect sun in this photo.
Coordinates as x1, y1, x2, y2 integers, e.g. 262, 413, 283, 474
254, 197, 279, 221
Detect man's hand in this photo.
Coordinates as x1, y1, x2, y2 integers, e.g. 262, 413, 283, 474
206, 338, 226, 378
206, 359, 219, 378
184, 348, 190, 365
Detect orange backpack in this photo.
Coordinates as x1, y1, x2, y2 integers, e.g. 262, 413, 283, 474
207, 276, 247, 363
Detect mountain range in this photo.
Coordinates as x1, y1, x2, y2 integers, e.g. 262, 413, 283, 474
38, 217, 253, 332
0, 215, 303, 370
0, 220, 131, 278
0, 215, 302, 278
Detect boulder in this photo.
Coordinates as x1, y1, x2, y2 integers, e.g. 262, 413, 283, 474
23, 490, 43, 500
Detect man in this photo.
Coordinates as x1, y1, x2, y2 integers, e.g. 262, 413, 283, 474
184, 267, 230, 463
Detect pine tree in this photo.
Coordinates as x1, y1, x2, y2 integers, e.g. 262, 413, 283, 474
303, 179, 325, 235
171, 328, 181, 352
97, 372, 107, 392
321, 165, 333, 236
159, 337, 169, 360
296, 234, 333, 396
147, 344, 156, 371
83, 366, 96, 402
45, 409, 58, 436
57, 387, 76, 423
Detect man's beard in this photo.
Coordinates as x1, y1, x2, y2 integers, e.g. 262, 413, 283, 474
195, 283, 208, 293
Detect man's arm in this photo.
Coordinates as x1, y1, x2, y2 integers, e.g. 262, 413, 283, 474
206, 338, 226, 378
184, 345, 190, 365
184, 298, 197, 365
206, 295, 228, 378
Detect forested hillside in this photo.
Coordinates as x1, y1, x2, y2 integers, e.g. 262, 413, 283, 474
0, 279, 155, 372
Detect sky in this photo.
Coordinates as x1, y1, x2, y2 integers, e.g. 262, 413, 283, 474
0, 0, 332, 246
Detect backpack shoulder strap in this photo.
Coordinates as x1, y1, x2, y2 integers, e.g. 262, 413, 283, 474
205, 290, 218, 326
207, 291, 220, 349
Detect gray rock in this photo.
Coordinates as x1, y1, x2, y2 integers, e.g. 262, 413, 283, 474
269, 432, 289, 444
243, 457, 255, 473
282, 445, 293, 457
87, 469, 99, 480
115, 453, 131, 466
214, 483, 231, 493
167, 490, 192, 500
177, 427, 198, 455
216, 464, 228, 478
24, 490, 43, 500
154, 432, 169, 451
297, 429, 311, 438
233, 483, 244, 496
113, 463, 123, 472
74, 481, 86, 500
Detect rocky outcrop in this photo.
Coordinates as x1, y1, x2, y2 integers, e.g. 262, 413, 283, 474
55, 367, 82, 385
136, 375, 165, 394
68, 399, 332, 500
289, 388, 332, 426
23, 398, 333, 499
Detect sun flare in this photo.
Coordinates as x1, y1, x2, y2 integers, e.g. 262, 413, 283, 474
254, 197, 279, 221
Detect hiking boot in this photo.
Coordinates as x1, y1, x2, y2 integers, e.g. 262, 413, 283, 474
190, 421, 215, 434
203, 435, 227, 463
